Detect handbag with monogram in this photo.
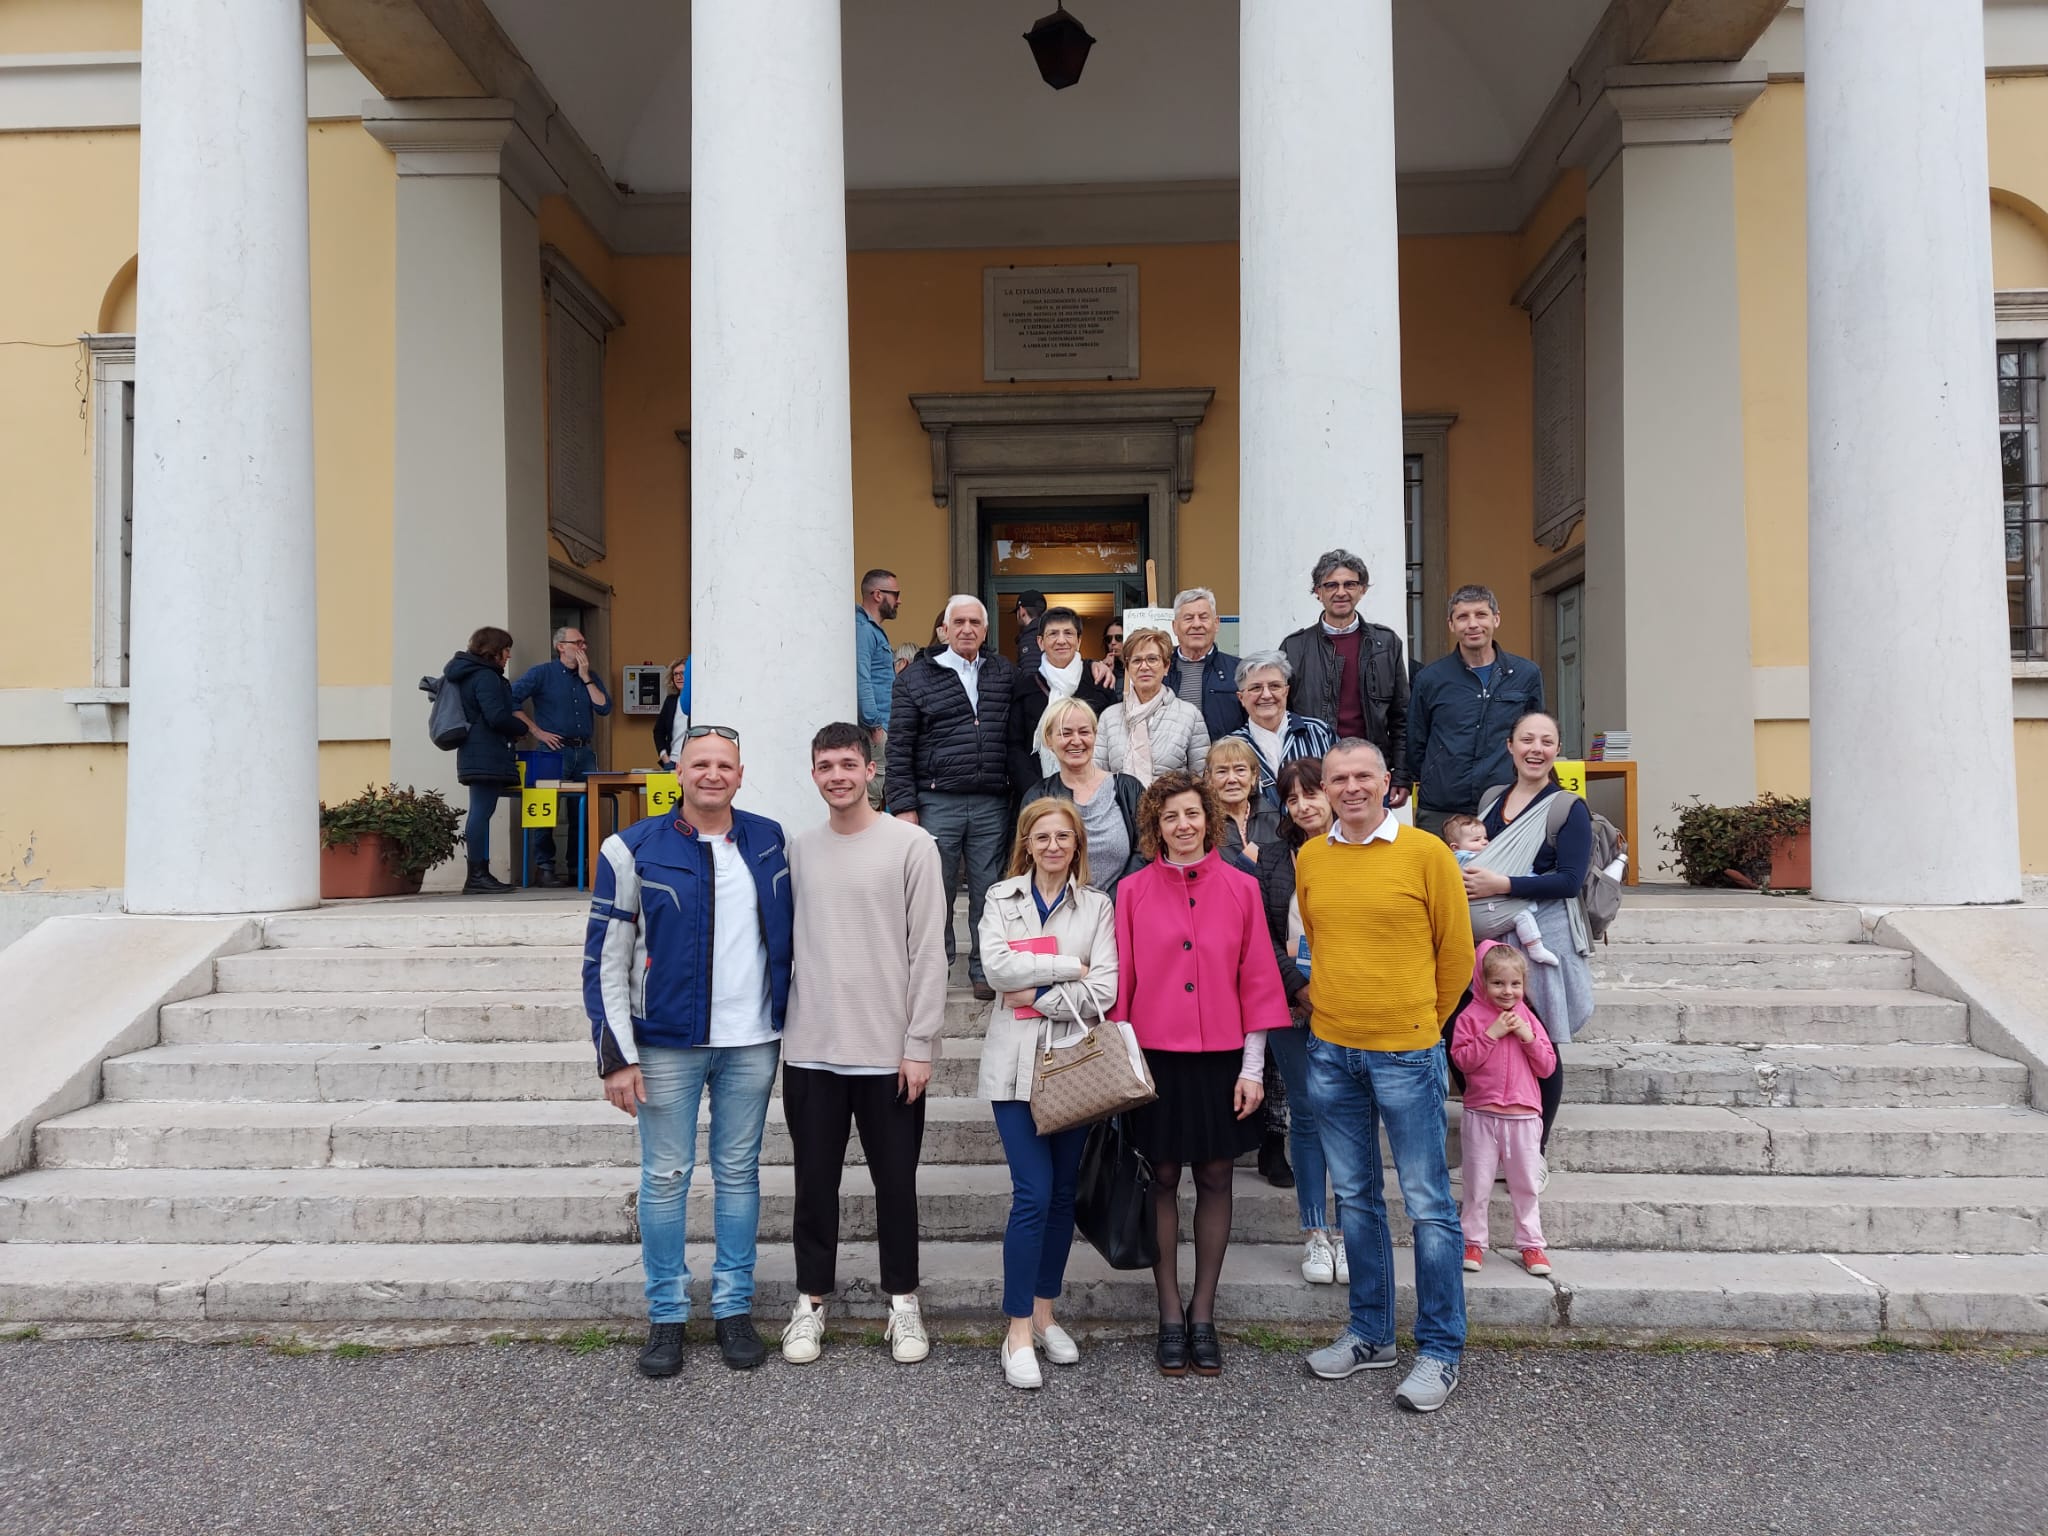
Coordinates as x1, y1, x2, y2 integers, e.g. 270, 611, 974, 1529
1029, 982, 1158, 1135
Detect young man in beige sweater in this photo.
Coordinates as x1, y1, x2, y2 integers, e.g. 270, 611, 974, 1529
780, 722, 951, 1365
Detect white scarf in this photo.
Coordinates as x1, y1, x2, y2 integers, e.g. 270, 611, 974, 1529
1122, 685, 1171, 784
1035, 656, 1084, 774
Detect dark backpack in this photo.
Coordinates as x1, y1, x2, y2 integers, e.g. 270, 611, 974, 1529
1476, 784, 1624, 943
421, 675, 469, 751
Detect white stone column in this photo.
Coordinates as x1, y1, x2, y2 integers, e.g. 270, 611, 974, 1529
1239, 0, 1404, 653
691, 0, 856, 826
1805, 0, 2020, 904
126, 0, 318, 913
1572, 71, 1763, 848
363, 102, 556, 875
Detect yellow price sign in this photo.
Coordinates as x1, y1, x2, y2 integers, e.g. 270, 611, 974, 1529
646, 773, 681, 818
1555, 759, 1588, 798
517, 760, 528, 786
520, 789, 558, 828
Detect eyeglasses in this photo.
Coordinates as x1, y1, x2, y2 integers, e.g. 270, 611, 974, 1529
1243, 682, 1287, 695
1317, 579, 1365, 594
684, 725, 740, 744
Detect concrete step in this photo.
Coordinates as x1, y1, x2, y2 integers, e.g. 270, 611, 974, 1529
36, 1096, 1008, 1170
47, 1095, 2048, 1181
1599, 903, 1864, 946
9, 1240, 2043, 1339
1576, 989, 1968, 1046
4, 1164, 2044, 1253
1587, 943, 1912, 989
101, 1042, 602, 1103
215, 946, 583, 994
1562, 1041, 2031, 1108
262, 907, 587, 950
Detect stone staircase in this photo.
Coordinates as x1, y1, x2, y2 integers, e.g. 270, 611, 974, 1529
2, 894, 2046, 1340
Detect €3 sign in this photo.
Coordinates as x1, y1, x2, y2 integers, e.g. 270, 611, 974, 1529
1554, 759, 1588, 798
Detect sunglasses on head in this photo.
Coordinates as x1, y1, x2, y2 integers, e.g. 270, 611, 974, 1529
684, 725, 740, 744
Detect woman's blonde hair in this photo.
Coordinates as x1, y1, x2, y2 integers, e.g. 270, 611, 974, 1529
1205, 736, 1260, 780
1006, 796, 1092, 888
1038, 695, 1101, 754
1120, 627, 1173, 672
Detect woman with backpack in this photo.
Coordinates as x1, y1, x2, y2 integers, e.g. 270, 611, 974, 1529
1460, 709, 1596, 1154
442, 626, 525, 895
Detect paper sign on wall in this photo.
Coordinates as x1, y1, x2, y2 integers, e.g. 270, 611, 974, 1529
520, 789, 558, 828
1555, 760, 1588, 797
1120, 607, 1176, 639
646, 774, 681, 818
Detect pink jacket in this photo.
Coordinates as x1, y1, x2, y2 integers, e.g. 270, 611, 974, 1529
1449, 940, 1558, 1114
1113, 850, 1291, 1053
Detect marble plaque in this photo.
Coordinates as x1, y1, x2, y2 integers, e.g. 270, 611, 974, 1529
984, 264, 1140, 381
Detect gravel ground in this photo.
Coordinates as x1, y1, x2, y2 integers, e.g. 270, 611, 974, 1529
0, 1333, 2042, 1536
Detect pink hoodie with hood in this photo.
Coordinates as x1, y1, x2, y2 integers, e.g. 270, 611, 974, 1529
1450, 938, 1558, 1115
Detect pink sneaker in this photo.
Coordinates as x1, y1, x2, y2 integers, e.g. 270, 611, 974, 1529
1520, 1247, 1553, 1277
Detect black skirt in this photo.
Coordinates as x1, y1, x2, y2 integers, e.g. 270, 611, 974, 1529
1126, 1048, 1265, 1165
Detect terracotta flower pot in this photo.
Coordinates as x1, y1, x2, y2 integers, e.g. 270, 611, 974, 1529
1767, 827, 1812, 892
320, 832, 425, 899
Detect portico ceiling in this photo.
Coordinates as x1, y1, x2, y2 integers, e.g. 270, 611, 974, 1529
480, 0, 1615, 196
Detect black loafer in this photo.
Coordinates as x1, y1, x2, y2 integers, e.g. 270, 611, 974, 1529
636, 1321, 685, 1379
1188, 1323, 1223, 1377
1258, 1134, 1295, 1189
1156, 1322, 1189, 1377
715, 1315, 767, 1371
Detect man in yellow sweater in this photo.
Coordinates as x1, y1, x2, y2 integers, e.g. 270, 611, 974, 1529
1294, 738, 1474, 1414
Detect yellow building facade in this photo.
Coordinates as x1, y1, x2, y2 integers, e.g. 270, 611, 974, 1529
2, 0, 2044, 911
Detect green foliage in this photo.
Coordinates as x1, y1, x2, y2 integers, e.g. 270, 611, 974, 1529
1659, 794, 1811, 889
560, 1327, 626, 1355
331, 1341, 380, 1359
319, 783, 461, 878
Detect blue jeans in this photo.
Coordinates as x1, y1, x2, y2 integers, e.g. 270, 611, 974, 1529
536, 744, 597, 868
635, 1040, 779, 1322
1306, 1036, 1466, 1364
917, 790, 1008, 982
990, 1101, 1088, 1320
463, 783, 502, 864
1265, 1021, 1334, 1232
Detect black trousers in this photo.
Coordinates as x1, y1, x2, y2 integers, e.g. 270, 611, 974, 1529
783, 1065, 927, 1298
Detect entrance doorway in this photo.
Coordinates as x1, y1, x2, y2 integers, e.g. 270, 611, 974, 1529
1531, 547, 1585, 759
981, 505, 1148, 663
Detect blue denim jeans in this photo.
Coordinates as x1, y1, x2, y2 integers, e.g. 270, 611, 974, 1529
990, 1100, 1089, 1319
1265, 1021, 1334, 1232
635, 1040, 779, 1322
536, 744, 598, 868
1305, 1036, 1466, 1364
463, 783, 502, 864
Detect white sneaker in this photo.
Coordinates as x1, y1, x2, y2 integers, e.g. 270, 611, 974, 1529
1302, 1230, 1335, 1284
1033, 1322, 1080, 1366
1333, 1233, 1350, 1285
884, 1293, 930, 1363
1535, 1152, 1552, 1194
1000, 1337, 1043, 1389
781, 1296, 825, 1364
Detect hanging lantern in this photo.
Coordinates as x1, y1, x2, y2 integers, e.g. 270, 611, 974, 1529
1023, 7, 1095, 90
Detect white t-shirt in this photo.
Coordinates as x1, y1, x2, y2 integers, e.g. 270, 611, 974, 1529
703, 833, 777, 1049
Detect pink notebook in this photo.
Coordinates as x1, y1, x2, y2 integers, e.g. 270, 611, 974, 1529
1007, 936, 1058, 1018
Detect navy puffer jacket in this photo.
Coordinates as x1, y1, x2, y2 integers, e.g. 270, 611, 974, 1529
885, 650, 1018, 811
444, 651, 524, 786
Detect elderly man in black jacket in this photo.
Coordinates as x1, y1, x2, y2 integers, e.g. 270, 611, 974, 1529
887, 595, 1018, 1001
1277, 548, 1410, 806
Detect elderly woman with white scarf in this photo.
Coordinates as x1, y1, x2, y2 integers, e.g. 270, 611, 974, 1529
1096, 628, 1211, 786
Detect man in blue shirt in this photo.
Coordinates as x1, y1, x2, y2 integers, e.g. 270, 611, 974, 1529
856, 569, 901, 810
513, 626, 612, 885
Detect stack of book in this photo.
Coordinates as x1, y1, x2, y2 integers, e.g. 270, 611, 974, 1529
1590, 731, 1633, 761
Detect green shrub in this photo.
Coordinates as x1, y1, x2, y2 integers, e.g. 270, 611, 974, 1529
319, 784, 461, 879
1659, 794, 1811, 889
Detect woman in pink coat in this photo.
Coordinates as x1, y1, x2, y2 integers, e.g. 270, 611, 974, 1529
1114, 769, 1291, 1378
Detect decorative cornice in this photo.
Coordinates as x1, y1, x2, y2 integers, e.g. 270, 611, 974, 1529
911, 387, 1215, 507
1513, 219, 1587, 312
0, 46, 372, 131
1560, 65, 1769, 181
360, 98, 563, 215
540, 245, 621, 333
1997, 288, 2048, 337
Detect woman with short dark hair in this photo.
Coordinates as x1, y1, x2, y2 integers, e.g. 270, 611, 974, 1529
443, 627, 524, 894
1113, 769, 1289, 1377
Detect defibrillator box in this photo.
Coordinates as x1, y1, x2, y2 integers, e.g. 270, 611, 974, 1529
621, 665, 666, 715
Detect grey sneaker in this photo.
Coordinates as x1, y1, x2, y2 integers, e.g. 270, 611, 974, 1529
1394, 1355, 1459, 1413
1305, 1333, 1398, 1380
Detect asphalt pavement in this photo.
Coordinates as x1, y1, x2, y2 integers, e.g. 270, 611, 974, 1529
0, 1332, 2041, 1535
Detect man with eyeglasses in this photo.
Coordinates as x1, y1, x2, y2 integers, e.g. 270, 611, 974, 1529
512, 625, 612, 885
584, 722, 792, 1380
1279, 550, 1411, 807
857, 569, 902, 809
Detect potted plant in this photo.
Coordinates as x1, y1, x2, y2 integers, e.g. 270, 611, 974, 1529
1660, 793, 1813, 891
319, 784, 462, 899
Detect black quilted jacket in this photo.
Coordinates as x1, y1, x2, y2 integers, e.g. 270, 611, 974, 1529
885, 650, 1019, 811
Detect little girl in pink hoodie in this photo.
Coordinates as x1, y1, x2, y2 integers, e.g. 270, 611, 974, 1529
1450, 940, 1558, 1277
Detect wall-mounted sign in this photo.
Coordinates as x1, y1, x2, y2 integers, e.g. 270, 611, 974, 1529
984, 264, 1139, 381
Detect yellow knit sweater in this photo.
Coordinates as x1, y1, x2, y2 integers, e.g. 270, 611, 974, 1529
1294, 824, 1476, 1051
